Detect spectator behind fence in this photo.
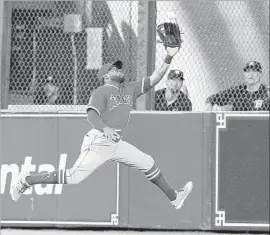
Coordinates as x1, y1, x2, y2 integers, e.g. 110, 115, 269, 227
155, 69, 192, 111
205, 61, 270, 111
33, 76, 59, 105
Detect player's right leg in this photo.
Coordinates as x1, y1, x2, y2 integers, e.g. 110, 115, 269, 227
11, 129, 114, 201
112, 140, 193, 210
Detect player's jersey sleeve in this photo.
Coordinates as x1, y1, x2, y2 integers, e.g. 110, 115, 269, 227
130, 76, 152, 99
86, 88, 106, 115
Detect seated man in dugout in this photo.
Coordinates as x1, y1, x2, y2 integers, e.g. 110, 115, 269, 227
205, 61, 270, 111
155, 69, 192, 111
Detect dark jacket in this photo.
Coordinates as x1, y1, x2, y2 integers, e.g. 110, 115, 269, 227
155, 88, 192, 111
206, 84, 270, 111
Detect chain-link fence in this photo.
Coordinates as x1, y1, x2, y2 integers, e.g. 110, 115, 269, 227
2, 1, 269, 112
154, 0, 269, 111
6, 0, 138, 111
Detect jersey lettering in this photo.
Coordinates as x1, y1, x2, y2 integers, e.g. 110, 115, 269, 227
87, 78, 151, 130
109, 94, 133, 110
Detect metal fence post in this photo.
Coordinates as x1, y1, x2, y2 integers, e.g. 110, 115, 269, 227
136, 1, 156, 111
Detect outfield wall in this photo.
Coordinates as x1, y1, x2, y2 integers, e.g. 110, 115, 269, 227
0, 112, 269, 231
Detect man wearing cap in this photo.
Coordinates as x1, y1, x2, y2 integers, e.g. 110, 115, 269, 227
12, 45, 193, 210
205, 61, 270, 111
155, 69, 192, 111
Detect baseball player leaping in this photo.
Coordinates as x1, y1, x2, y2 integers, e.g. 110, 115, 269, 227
11, 22, 193, 210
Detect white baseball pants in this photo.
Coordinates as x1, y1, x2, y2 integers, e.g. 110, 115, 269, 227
64, 129, 155, 184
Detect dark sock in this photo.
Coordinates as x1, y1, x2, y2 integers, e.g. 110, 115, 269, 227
145, 164, 177, 201
25, 170, 66, 185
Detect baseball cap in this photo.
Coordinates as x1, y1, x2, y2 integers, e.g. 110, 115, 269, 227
243, 61, 262, 73
168, 69, 184, 80
97, 60, 123, 81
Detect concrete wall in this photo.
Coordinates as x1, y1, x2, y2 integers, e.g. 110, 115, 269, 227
0, 112, 269, 231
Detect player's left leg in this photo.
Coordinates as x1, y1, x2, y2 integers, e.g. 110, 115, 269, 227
112, 141, 193, 209
11, 130, 115, 201
11, 150, 110, 202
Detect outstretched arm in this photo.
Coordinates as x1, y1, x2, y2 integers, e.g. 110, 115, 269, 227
149, 47, 180, 87
132, 47, 180, 99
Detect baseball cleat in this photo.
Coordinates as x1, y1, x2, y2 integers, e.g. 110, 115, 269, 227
11, 172, 31, 201
171, 181, 193, 210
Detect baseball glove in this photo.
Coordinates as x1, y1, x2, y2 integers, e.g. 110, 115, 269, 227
157, 22, 182, 48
